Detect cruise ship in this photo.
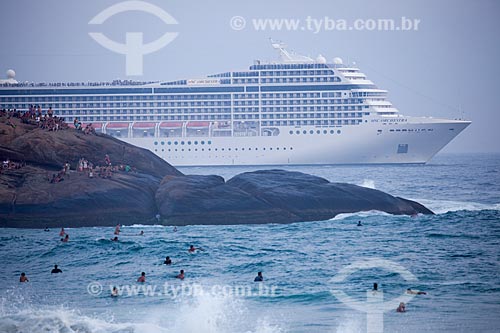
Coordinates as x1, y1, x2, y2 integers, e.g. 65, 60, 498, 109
0, 41, 470, 166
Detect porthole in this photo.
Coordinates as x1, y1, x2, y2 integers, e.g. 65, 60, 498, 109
337, 130, 341, 134
201, 141, 205, 145
323, 130, 327, 134
187, 141, 191, 145
161, 141, 165, 145
194, 141, 198, 145
174, 141, 178, 145
181, 141, 185, 145
154, 141, 158, 146
296, 130, 300, 134
316, 130, 320, 134
208, 140, 212, 145
309, 130, 314, 134
168, 141, 172, 145
303, 130, 307, 134
289, 130, 293, 134
330, 130, 334, 134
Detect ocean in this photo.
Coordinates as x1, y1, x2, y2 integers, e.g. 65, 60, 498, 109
0, 153, 499, 333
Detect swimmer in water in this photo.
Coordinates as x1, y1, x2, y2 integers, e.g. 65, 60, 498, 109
111, 286, 119, 297
137, 272, 146, 283
176, 270, 185, 280
61, 234, 69, 242
188, 245, 204, 253
44, 227, 50, 232
357, 221, 362, 226
396, 302, 406, 312
111, 236, 118, 242
173, 226, 177, 232
59, 228, 65, 236
254, 271, 264, 282
114, 224, 121, 235
139, 231, 144, 236
406, 288, 427, 295
164, 256, 172, 265
19, 272, 29, 282
373, 283, 378, 291
51, 265, 62, 274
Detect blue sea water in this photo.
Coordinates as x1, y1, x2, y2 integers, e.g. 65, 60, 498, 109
0, 153, 499, 333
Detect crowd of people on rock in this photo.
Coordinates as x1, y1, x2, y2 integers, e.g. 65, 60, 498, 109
1, 105, 69, 132
1, 105, 98, 135
1, 158, 25, 171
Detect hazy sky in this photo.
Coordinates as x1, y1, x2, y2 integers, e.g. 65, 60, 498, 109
1, 0, 498, 153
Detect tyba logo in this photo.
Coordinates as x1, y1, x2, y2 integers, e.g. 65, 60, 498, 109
88, 1, 178, 76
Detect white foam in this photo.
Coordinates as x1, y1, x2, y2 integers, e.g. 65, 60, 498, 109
330, 210, 392, 221
358, 179, 376, 189
414, 199, 500, 215
0, 293, 285, 333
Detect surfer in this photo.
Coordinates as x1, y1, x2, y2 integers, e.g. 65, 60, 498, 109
396, 302, 406, 312
254, 272, 264, 282
176, 269, 185, 280
139, 231, 144, 236
51, 265, 62, 274
19, 272, 29, 282
357, 221, 362, 226
61, 234, 69, 242
406, 288, 427, 295
188, 245, 203, 253
164, 256, 172, 265
137, 272, 146, 283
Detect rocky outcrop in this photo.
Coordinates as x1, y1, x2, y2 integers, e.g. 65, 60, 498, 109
155, 170, 434, 225
0, 117, 180, 227
1, 116, 433, 228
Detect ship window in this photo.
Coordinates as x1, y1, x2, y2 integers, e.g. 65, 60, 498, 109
289, 130, 293, 134
194, 141, 198, 145
330, 130, 334, 134
309, 130, 314, 134
168, 141, 172, 145
154, 141, 158, 146
323, 130, 327, 134
174, 141, 178, 145
397, 144, 409, 154
296, 130, 300, 134
303, 130, 307, 134
181, 141, 185, 145
337, 130, 341, 134
187, 141, 191, 145
161, 141, 165, 145
208, 141, 212, 144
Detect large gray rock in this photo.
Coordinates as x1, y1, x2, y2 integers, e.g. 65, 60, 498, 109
156, 170, 433, 225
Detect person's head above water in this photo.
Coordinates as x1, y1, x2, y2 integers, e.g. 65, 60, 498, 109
141, 272, 145, 276
373, 283, 378, 290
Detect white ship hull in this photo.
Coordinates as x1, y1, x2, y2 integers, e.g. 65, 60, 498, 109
122, 117, 470, 166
